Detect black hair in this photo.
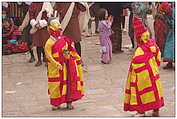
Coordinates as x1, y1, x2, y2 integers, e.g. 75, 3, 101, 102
98, 8, 107, 21
48, 17, 57, 26
3, 18, 11, 24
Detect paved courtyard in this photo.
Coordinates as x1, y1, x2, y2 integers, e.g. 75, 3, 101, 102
2, 15, 175, 117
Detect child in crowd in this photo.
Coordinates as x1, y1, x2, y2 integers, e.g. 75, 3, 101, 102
97, 8, 113, 64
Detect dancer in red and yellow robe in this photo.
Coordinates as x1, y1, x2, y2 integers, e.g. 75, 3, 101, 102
124, 17, 164, 117
44, 18, 84, 110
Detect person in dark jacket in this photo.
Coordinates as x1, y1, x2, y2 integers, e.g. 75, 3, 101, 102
89, 3, 100, 33
100, 2, 124, 53
54, 2, 86, 57
19, 2, 35, 63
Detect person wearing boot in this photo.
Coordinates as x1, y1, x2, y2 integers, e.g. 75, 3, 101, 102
19, 3, 35, 63
28, 2, 53, 66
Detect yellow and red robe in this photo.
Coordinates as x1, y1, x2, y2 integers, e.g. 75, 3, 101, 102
45, 36, 84, 106
124, 40, 164, 113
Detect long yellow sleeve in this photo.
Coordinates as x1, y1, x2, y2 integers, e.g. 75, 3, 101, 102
70, 51, 81, 60
44, 38, 59, 66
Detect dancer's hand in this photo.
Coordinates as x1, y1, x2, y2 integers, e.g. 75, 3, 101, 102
56, 63, 62, 70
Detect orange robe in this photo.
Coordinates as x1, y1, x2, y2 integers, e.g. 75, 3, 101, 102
124, 40, 164, 113
45, 36, 84, 106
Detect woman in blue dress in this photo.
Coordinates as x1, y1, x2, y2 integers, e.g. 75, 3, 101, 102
160, 2, 175, 69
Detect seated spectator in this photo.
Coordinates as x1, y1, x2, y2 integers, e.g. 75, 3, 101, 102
2, 18, 21, 44
2, 18, 28, 55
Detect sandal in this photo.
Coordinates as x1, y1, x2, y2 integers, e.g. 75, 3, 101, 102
51, 106, 60, 111
152, 110, 159, 117
66, 103, 74, 110
132, 112, 145, 117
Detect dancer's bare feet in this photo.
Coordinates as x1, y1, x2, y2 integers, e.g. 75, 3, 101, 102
51, 106, 60, 111
66, 102, 74, 110
132, 112, 145, 117
152, 109, 159, 117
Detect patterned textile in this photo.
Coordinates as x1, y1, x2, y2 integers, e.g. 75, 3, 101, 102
3, 24, 17, 39
3, 40, 28, 55
45, 36, 84, 106
124, 17, 164, 113
124, 40, 164, 113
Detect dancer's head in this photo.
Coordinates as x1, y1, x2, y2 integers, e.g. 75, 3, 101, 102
48, 17, 62, 31
47, 17, 62, 38
133, 17, 150, 45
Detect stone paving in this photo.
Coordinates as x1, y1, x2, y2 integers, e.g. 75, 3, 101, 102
2, 15, 175, 117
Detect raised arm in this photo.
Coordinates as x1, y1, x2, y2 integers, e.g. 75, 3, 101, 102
76, 2, 86, 12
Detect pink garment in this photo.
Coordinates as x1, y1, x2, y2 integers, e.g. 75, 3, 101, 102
98, 20, 113, 63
